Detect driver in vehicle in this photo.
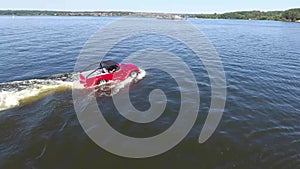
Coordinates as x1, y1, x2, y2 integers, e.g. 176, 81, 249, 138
102, 68, 108, 73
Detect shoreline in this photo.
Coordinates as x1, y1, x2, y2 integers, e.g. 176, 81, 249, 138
1, 8, 299, 22
1, 15, 299, 23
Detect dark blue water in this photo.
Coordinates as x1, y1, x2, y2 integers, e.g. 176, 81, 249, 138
0, 16, 113, 82
0, 16, 299, 169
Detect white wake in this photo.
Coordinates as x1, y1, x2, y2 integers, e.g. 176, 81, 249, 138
0, 79, 73, 111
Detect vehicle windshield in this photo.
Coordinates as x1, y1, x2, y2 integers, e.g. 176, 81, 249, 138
81, 60, 120, 78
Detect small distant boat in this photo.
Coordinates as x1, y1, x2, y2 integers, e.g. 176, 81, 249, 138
12, 15, 15, 19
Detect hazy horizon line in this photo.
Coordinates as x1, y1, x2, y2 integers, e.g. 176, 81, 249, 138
0, 7, 299, 15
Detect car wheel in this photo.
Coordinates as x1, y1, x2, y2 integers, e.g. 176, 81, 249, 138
130, 71, 138, 78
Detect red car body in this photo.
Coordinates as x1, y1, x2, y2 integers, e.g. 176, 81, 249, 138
79, 61, 140, 88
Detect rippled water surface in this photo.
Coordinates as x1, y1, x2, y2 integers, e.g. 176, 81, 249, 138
0, 16, 299, 169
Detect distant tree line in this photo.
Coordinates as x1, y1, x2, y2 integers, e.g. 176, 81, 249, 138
192, 8, 300, 22
0, 10, 133, 17
1, 8, 300, 22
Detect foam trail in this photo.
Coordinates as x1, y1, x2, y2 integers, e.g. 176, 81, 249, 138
0, 79, 73, 111
0, 72, 77, 111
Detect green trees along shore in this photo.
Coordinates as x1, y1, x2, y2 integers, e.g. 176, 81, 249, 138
193, 8, 300, 22
1, 8, 300, 22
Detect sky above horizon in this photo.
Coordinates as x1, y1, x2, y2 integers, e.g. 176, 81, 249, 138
0, 0, 299, 14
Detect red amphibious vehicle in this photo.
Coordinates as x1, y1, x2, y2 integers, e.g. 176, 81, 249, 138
79, 60, 140, 88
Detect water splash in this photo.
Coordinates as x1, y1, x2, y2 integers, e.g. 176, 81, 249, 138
94, 69, 146, 96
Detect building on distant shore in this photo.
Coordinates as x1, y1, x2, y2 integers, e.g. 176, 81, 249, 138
156, 14, 185, 20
